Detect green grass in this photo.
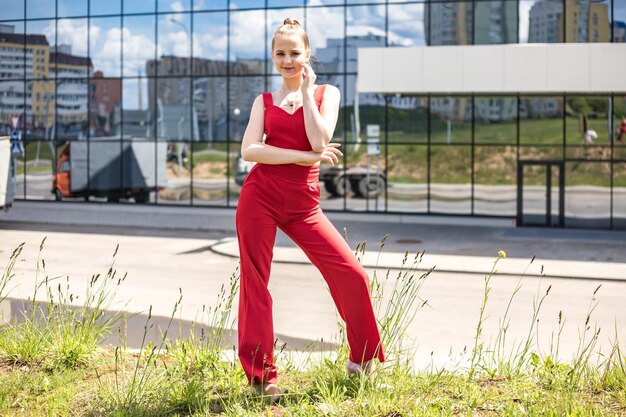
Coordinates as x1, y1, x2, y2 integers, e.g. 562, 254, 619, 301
0, 241, 625, 416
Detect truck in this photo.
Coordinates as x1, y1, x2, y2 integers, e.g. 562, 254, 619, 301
320, 165, 386, 199
53, 138, 167, 203
0, 136, 14, 211
234, 154, 386, 199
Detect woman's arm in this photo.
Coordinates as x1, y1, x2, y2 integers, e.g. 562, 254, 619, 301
301, 65, 341, 153
241, 94, 342, 166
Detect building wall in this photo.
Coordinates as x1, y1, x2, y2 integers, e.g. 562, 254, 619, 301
3, 0, 625, 228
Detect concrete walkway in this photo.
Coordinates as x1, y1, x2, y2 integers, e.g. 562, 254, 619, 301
4, 200, 626, 281
210, 237, 626, 281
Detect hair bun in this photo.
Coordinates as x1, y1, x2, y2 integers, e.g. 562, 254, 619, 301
283, 18, 301, 26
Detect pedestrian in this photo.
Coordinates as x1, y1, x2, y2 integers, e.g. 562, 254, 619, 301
235, 18, 385, 402
583, 129, 597, 144
617, 116, 626, 143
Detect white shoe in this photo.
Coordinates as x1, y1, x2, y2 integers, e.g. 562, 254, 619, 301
346, 359, 374, 377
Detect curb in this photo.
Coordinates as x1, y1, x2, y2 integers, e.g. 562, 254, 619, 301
210, 238, 626, 282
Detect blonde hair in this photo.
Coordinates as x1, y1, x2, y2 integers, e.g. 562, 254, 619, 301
272, 18, 310, 52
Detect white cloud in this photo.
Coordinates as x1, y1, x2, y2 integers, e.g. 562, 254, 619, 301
228, 10, 266, 58
170, 1, 185, 12
42, 19, 99, 56
196, 31, 227, 60
92, 27, 158, 76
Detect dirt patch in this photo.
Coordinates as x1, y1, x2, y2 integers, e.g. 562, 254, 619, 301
166, 161, 227, 180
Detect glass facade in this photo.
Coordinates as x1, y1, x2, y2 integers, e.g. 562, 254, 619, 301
1, 0, 624, 229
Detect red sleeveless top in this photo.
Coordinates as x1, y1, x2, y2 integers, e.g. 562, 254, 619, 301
258, 84, 327, 181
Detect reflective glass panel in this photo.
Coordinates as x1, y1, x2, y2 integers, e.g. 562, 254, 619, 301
26, 20, 54, 81
427, 1, 473, 45
565, 162, 610, 228
519, 96, 563, 145
56, 78, 89, 141
91, 0, 121, 16
430, 145, 471, 213
191, 141, 228, 206
52, 18, 89, 76
519, 145, 562, 160
387, 144, 427, 213
229, 10, 265, 75
0, 80, 25, 135
269, 0, 302, 7
344, 140, 386, 212
123, 15, 155, 78
614, 162, 626, 229
565, 0, 610, 43
0, 0, 24, 20
474, 145, 517, 216
565, 95, 610, 145
388, 95, 427, 143
230, 0, 264, 8
24, 140, 55, 200
308, 6, 345, 74
614, 0, 626, 42
520, 0, 563, 43
157, 13, 191, 77
430, 96, 472, 144
59, 0, 87, 17
124, 0, 156, 14
121, 77, 152, 138
474, 96, 517, 144
159, 0, 191, 13
306, 0, 342, 6
156, 77, 192, 141
193, 0, 226, 11
613, 95, 626, 160
347, 6, 385, 73
89, 76, 121, 139
26, 79, 55, 141
0, 22, 25, 81
159, 139, 191, 205
90, 17, 122, 78
193, 77, 227, 142
388, 3, 427, 47
474, 1, 518, 44
230, 76, 263, 142
27, 0, 54, 19
192, 12, 227, 76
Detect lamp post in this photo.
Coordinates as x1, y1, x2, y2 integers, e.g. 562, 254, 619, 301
169, 18, 190, 57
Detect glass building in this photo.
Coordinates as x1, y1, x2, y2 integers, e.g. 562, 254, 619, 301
1, 0, 625, 229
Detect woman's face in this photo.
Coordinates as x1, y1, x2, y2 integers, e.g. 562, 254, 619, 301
272, 33, 310, 80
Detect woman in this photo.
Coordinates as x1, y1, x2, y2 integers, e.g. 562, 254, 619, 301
236, 18, 385, 400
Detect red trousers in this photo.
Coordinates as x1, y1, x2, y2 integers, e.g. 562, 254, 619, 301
235, 163, 385, 384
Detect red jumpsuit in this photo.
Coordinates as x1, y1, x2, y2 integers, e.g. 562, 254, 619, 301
236, 85, 385, 384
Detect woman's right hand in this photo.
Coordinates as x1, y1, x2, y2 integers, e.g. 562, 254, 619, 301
297, 142, 343, 166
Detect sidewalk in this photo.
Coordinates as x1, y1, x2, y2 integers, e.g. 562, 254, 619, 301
210, 237, 626, 281
3, 200, 626, 281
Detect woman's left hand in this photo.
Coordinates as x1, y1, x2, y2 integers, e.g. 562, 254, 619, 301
300, 61, 317, 94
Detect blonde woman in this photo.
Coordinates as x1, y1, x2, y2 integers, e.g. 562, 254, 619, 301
236, 18, 385, 401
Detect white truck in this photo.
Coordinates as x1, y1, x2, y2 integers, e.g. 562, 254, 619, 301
53, 138, 167, 203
